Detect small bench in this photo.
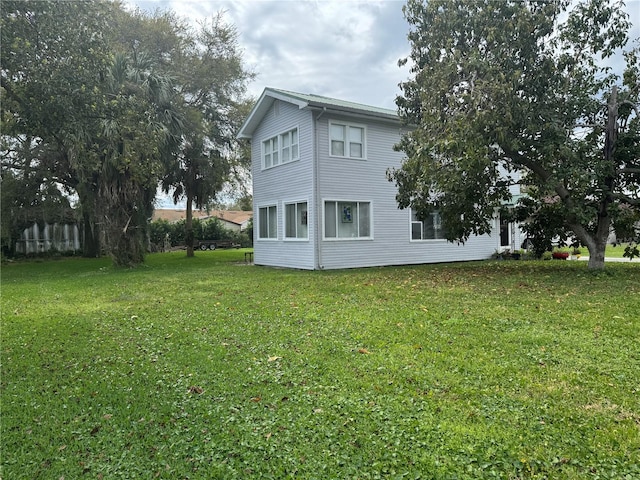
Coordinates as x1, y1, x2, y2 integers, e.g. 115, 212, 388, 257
244, 251, 254, 263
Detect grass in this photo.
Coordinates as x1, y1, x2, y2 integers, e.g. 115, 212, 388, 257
605, 243, 634, 258
2, 251, 639, 479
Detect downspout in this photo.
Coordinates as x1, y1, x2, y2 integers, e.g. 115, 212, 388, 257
313, 107, 326, 269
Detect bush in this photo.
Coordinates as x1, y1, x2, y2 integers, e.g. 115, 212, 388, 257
148, 217, 252, 251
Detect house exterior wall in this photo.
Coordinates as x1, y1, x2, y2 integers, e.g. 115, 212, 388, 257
218, 219, 241, 232
248, 91, 509, 270
252, 100, 316, 269
314, 114, 498, 269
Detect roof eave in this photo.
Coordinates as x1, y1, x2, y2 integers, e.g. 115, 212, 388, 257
237, 88, 310, 139
237, 87, 401, 138
306, 103, 399, 123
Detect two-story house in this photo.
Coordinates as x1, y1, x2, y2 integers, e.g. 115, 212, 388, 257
238, 87, 520, 269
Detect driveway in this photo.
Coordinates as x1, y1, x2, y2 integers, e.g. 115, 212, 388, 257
574, 256, 639, 263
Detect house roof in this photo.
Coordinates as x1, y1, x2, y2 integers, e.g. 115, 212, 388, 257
152, 209, 253, 225
207, 210, 253, 226
237, 87, 399, 139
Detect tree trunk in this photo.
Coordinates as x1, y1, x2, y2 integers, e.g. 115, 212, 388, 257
186, 195, 194, 257
82, 211, 101, 258
585, 86, 618, 271
587, 237, 607, 270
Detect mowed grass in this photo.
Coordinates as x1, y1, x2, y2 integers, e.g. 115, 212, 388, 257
605, 243, 636, 258
1, 251, 639, 479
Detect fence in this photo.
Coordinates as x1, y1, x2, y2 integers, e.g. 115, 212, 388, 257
15, 222, 81, 254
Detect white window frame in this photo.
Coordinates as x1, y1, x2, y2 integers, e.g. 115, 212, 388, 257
329, 121, 366, 159
262, 127, 299, 170
323, 200, 373, 240
284, 200, 309, 241
409, 208, 447, 241
258, 204, 278, 240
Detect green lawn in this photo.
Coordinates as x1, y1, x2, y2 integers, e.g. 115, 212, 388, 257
606, 243, 635, 258
2, 251, 639, 479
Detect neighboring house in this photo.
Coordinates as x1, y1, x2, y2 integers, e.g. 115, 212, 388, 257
152, 209, 252, 232
207, 210, 253, 232
238, 87, 522, 270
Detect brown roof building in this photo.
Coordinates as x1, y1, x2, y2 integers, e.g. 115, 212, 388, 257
152, 209, 253, 232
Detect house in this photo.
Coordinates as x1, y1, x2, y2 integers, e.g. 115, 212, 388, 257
207, 210, 253, 232
238, 87, 522, 269
152, 209, 252, 232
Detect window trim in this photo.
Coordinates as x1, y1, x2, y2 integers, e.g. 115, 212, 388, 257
257, 204, 278, 240
262, 126, 300, 170
328, 121, 367, 160
284, 200, 309, 241
409, 208, 447, 242
323, 199, 373, 241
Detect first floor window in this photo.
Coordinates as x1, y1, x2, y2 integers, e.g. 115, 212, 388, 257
411, 209, 446, 240
285, 201, 308, 239
324, 201, 371, 239
500, 215, 511, 247
258, 205, 277, 239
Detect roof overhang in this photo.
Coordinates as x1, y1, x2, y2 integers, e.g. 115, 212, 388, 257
237, 87, 400, 139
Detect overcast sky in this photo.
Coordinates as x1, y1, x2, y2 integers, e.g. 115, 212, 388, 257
129, 0, 639, 208
129, 0, 640, 111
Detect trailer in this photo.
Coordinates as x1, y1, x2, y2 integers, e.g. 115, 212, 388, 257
196, 240, 241, 251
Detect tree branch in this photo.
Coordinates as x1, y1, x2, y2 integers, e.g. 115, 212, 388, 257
617, 167, 640, 174
501, 144, 579, 210
611, 193, 640, 205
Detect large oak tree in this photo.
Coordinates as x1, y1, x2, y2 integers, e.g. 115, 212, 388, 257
390, 0, 639, 269
2, 1, 253, 265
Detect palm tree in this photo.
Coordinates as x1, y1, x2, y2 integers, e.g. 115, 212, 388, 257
96, 52, 182, 266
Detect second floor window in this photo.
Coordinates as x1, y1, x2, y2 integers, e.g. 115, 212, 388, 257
330, 122, 365, 159
263, 128, 299, 169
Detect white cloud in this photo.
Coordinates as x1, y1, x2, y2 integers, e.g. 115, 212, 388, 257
129, 0, 640, 111
129, 0, 410, 108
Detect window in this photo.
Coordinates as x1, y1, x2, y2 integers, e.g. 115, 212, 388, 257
263, 128, 299, 169
258, 205, 277, 239
329, 122, 365, 159
285, 201, 308, 239
324, 201, 371, 239
411, 209, 447, 240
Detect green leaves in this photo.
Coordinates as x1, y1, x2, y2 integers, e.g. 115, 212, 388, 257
393, 0, 640, 269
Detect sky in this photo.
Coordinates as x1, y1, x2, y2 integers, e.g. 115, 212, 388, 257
128, 0, 640, 208
126, 0, 409, 110
129, 0, 640, 111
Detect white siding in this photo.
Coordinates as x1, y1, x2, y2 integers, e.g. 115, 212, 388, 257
252, 100, 316, 269
250, 96, 510, 270
316, 114, 498, 269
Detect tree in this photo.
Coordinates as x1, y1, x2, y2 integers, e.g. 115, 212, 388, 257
91, 51, 182, 266
230, 194, 253, 211
2, 1, 183, 265
160, 13, 254, 257
1, 0, 115, 257
390, 0, 639, 270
